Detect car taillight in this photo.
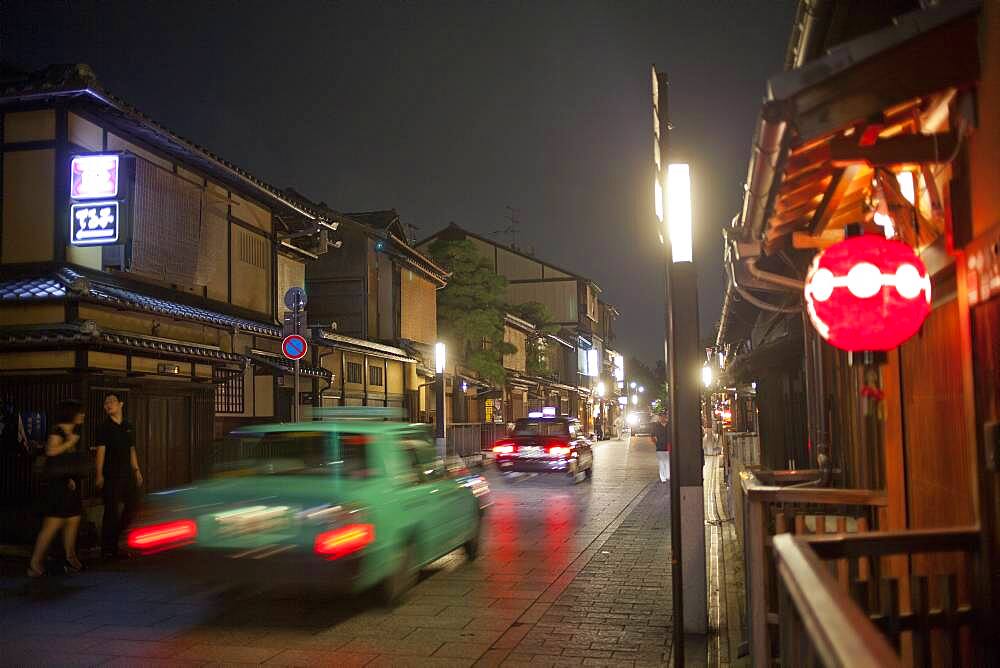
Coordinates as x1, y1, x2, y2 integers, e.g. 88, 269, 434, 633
493, 440, 516, 454
314, 523, 375, 559
545, 439, 572, 456
127, 519, 197, 552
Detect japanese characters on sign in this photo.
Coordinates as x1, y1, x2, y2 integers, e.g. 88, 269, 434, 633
70, 201, 119, 245
69, 154, 122, 247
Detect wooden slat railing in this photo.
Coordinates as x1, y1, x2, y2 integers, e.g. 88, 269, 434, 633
773, 533, 901, 667
740, 469, 888, 666
773, 527, 986, 667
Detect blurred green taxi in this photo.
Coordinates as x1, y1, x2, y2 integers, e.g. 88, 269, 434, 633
127, 409, 490, 602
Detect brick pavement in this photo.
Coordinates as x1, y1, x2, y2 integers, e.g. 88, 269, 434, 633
497, 481, 673, 667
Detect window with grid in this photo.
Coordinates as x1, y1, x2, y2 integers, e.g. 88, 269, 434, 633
346, 361, 363, 384
369, 366, 384, 386
214, 368, 245, 413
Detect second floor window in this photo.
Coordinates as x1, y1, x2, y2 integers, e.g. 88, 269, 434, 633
346, 361, 363, 384
369, 366, 384, 386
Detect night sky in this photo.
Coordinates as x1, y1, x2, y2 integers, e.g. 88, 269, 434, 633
5, 1, 795, 364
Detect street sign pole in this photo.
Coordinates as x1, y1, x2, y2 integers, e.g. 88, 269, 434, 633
284, 287, 308, 423
294, 358, 300, 422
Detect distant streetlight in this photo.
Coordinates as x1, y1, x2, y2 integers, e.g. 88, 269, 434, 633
630, 381, 637, 389
702, 365, 713, 388
596, 381, 606, 397
638, 386, 645, 393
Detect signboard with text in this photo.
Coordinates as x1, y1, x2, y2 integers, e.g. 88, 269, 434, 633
69, 153, 127, 248
70, 201, 119, 245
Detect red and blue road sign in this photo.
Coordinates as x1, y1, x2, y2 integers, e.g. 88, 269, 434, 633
281, 334, 308, 361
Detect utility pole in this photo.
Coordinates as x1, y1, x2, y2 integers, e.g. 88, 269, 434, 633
653, 66, 708, 666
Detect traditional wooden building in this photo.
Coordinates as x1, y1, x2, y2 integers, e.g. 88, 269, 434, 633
416, 223, 619, 431
304, 209, 448, 419
713, 1, 999, 663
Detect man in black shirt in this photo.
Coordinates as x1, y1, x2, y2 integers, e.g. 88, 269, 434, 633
95, 392, 143, 558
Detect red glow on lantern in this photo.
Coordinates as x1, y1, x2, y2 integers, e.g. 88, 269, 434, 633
804, 235, 931, 351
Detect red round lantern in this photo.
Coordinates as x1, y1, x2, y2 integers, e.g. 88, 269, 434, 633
804, 235, 931, 351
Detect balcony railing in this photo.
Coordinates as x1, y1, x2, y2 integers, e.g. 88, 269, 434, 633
740, 469, 888, 665
773, 527, 987, 667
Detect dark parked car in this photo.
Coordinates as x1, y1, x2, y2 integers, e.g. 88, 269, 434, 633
491, 416, 593, 481
628, 411, 654, 436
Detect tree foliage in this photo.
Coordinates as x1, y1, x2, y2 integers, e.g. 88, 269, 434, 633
427, 239, 514, 384
511, 301, 559, 378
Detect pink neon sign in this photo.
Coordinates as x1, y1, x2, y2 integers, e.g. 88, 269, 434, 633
70, 154, 119, 199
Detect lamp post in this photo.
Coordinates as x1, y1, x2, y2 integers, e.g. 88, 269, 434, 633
435, 342, 446, 458
654, 67, 708, 664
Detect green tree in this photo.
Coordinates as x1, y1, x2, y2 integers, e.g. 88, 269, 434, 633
510, 301, 560, 378
427, 239, 515, 384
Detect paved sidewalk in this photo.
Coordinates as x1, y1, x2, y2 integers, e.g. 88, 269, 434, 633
498, 482, 673, 666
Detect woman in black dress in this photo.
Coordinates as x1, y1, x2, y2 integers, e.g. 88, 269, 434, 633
27, 400, 86, 577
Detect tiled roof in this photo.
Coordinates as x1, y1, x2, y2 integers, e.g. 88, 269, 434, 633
0, 276, 68, 301
314, 331, 415, 363
0, 269, 280, 337
247, 351, 331, 379
86, 282, 280, 337
0, 325, 244, 363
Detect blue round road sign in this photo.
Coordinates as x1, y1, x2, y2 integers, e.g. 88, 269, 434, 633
282, 334, 308, 361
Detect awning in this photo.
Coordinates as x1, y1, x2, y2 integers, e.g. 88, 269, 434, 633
312, 331, 416, 363
247, 351, 331, 379
0, 267, 281, 337
0, 323, 244, 365
737, 0, 979, 251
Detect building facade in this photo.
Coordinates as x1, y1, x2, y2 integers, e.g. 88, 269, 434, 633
416, 223, 621, 431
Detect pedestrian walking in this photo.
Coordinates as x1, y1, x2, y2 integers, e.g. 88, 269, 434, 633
594, 414, 604, 441
95, 393, 143, 559
652, 410, 671, 482
27, 400, 87, 577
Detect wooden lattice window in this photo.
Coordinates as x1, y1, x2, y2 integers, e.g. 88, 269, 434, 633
214, 368, 245, 413
369, 366, 384, 387
346, 361, 363, 384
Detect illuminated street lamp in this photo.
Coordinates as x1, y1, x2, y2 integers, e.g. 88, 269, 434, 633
702, 365, 713, 388
638, 386, 645, 393
435, 342, 446, 457
630, 381, 637, 389
654, 65, 707, 650
596, 381, 606, 397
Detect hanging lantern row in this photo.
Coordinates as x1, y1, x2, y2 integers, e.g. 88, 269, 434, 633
804, 234, 931, 352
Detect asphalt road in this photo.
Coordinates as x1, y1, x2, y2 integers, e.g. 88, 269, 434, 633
0, 436, 669, 666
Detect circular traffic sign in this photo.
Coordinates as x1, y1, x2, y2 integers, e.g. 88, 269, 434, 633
284, 286, 307, 312
282, 334, 308, 361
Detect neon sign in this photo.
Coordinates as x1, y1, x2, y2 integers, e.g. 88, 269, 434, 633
70, 154, 119, 199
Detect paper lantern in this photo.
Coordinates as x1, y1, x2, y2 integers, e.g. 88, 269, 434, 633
804, 235, 931, 351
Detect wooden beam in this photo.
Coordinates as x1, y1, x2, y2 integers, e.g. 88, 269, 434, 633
809, 165, 861, 234
829, 132, 958, 167
792, 229, 844, 250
